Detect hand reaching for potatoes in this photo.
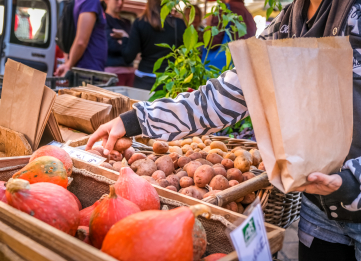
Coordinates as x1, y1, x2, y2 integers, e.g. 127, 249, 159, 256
86, 117, 126, 156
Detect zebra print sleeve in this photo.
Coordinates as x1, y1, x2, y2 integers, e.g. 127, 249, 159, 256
132, 69, 249, 141
341, 158, 361, 211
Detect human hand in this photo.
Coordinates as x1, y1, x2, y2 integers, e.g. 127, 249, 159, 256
294, 172, 342, 195
85, 117, 126, 156
54, 63, 70, 77
110, 29, 129, 39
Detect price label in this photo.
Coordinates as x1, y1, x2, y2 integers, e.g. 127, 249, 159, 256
230, 204, 272, 261
62, 145, 106, 165
47, 141, 64, 148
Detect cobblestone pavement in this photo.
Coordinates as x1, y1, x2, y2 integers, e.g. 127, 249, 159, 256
278, 220, 299, 261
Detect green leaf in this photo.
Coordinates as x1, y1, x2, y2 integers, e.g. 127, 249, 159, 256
195, 42, 204, 48
277, 2, 283, 11
180, 67, 187, 76
165, 81, 174, 91
203, 13, 212, 19
183, 25, 198, 51
222, 15, 229, 28
211, 27, 219, 37
161, 0, 168, 6
153, 57, 165, 73
219, 2, 227, 10
266, 7, 273, 19
203, 30, 211, 47
157, 75, 169, 83
189, 6, 195, 26
183, 73, 193, 83
149, 90, 167, 102
155, 43, 172, 49
225, 30, 233, 41
160, 5, 170, 27
225, 47, 232, 68
234, 21, 247, 38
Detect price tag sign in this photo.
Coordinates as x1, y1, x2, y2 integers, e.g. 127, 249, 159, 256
230, 204, 272, 261
62, 145, 106, 165
47, 141, 64, 148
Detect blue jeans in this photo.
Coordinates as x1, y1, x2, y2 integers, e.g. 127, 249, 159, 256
299, 195, 361, 260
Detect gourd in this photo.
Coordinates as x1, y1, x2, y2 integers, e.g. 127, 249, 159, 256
0, 181, 7, 203
79, 200, 101, 226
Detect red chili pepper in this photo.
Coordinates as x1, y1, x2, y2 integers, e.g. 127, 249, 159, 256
187, 88, 195, 93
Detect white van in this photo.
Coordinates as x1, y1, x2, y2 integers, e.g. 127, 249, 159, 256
0, 0, 57, 76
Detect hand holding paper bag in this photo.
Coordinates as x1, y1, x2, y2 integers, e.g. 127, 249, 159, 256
229, 37, 353, 193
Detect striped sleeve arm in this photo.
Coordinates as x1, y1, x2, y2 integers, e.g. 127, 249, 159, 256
132, 69, 249, 141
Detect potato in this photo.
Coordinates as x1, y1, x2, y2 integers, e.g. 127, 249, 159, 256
195, 158, 213, 166
189, 152, 202, 160
184, 161, 202, 178
113, 162, 122, 172
131, 158, 157, 176
182, 144, 192, 154
141, 176, 157, 185
180, 176, 195, 188
206, 153, 223, 164
213, 163, 225, 169
203, 190, 222, 199
100, 162, 114, 170
166, 185, 177, 192
203, 146, 211, 152
166, 174, 180, 190
231, 147, 243, 153
192, 186, 208, 198
242, 172, 256, 181
201, 135, 210, 142
114, 137, 132, 152
157, 179, 170, 188
152, 170, 166, 180
226, 168, 244, 183
91, 146, 104, 156
194, 148, 201, 153
190, 143, 198, 150
176, 171, 188, 179
181, 139, 193, 146
128, 153, 147, 165
123, 147, 135, 161
237, 203, 245, 214
168, 140, 182, 147
213, 167, 227, 178
221, 159, 234, 169
224, 152, 236, 161
194, 165, 216, 188
209, 175, 230, 190
178, 188, 185, 194
178, 156, 192, 168
175, 168, 183, 173
235, 196, 245, 203
192, 137, 203, 144
208, 149, 225, 157
169, 152, 180, 162
87, 150, 102, 157
199, 150, 208, 159
224, 202, 238, 213
173, 159, 179, 169
241, 192, 256, 204
249, 149, 262, 166
147, 139, 156, 147
155, 156, 175, 176
229, 180, 239, 187
153, 141, 169, 154
180, 187, 203, 200
185, 150, 194, 157
204, 139, 212, 146
234, 156, 251, 173
234, 150, 252, 164
210, 141, 228, 152
258, 162, 266, 171
109, 153, 123, 162
147, 154, 158, 161
109, 160, 116, 165
197, 143, 206, 150
169, 146, 183, 156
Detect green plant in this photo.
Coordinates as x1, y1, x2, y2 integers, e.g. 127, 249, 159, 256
264, 0, 283, 19
149, 0, 246, 101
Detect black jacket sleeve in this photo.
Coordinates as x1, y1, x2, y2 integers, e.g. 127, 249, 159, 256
120, 20, 142, 64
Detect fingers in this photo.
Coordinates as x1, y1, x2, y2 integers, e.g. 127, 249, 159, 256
86, 127, 108, 151
307, 172, 331, 184
104, 133, 118, 156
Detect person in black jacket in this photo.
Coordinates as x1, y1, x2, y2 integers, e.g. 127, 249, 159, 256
104, 0, 134, 86
116, 0, 186, 90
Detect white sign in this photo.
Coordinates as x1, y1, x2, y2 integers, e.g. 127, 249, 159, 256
47, 141, 63, 147
230, 204, 272, 261
62, 145, 106, 165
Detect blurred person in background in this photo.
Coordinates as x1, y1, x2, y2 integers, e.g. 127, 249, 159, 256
55, 0, 107, 76
104, 0, 135, 86
184, 5, 204, 42
116, 0, 186, 90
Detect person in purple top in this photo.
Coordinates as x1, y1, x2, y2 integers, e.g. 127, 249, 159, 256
55, 0, 107, 76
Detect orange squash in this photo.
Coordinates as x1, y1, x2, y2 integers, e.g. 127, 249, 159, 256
193, 219, 207, 260
79, 200, 101, 226
101, 204, 211, 261
30, 145, 73, 177
114, 159, 160, 211
89, 186, 141, 249
6, 179, 79, 236
13, 156, 68, 188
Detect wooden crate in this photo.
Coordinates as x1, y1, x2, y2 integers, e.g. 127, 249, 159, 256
0, 156, 284, 261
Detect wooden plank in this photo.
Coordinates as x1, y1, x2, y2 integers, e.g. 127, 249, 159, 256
0, 220, 66, 261
0, 202, 118, 261
72, 158, 120, 180
0, 126, 32, 157
0, 242, 26, 261
0, 156, 31, 168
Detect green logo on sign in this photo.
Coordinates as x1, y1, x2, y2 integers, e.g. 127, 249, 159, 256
242, 217, 257, 246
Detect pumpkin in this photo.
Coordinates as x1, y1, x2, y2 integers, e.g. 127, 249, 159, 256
193, 219, 207, 261
6, 179, 79, 236
0, 181, 7, 203
101, 204, 211, 261
75, 226, 91, 245
202, 253, 227, 261
69, 192, 82, 210
13, 156, 68, 188
89, 186, 141, 249
79, 200, 101, 226
30, 145, 73, 176
114, 159, 160, 211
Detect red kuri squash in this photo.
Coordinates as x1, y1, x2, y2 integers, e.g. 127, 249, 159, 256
75, 226, 91, 245
101, 204, 211, 261
89, 185, 141, 249
0, 181, 7, 203
114, 159, 160, 211
30, 145, 73, 176
69, 192, 82, 210
6, 179, 79, 236
202, 253, 227, 261
79, 200, 101, 226
13, 156, 68, 188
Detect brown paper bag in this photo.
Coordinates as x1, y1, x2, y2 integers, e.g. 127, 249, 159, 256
229, 37, 353, 193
